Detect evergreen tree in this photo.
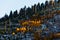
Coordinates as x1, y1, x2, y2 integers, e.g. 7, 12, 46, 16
32, 4, 37, 14
36, 3, 41, 13
0, 17, 5, 22
58, 0, 60, 3
45, 0, 49, 8
9, 11, 13, 19
41, 3, 45, 10
23, 6, 26, 17
19, 8, 25, 19
34, 4, 37, 13
19, 6, 27, 20
13, 10, 18, 18
26, 7, 33, 18
4, 14, 9, 21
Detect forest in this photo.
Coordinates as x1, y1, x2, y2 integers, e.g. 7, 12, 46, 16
0, 0, 60, 23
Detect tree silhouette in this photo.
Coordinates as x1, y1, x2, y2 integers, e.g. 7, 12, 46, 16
26, 7, 33, 19
36, 3, 41, 13
19, 8, 25, 18
0, 17, 5, 22
58, 0, 60, 3
49, 0, 54, 6
34, 4, 37, 13
13, 10, 18, 18
41, 3, 45, 10
9, 11, 13, 19
4, 14, 9, 21
45, 0, 49, 8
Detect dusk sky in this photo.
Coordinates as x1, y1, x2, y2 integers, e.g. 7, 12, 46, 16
0, 0, 50, 18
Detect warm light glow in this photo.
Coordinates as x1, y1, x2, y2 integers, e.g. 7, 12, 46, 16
56, 33, 60, 35
12, 32, 15, 35
16, 27, 26, 32
37, 21, 40, 23
20, 27, 26, 31
22, 21, 29, 26
21, 20, 41, 26
16, 28, 20, 31
29, 20, 41, 26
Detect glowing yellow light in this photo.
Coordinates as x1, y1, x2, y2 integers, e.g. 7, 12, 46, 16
22, 22, 29, 26
56, 33, 60, 35
21, 27, 26, 31
12, 32, 15, 35
16, 28, 20, 31
29, 21, 34, 23
37, 20, 40, 24
21, 19, 42, 26
34, 21, 37, 24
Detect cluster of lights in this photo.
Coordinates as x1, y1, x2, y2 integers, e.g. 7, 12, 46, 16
21, 20, 41, 26
16, 27, 26, 32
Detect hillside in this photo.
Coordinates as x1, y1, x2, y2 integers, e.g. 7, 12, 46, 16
0, 0, 60, 40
